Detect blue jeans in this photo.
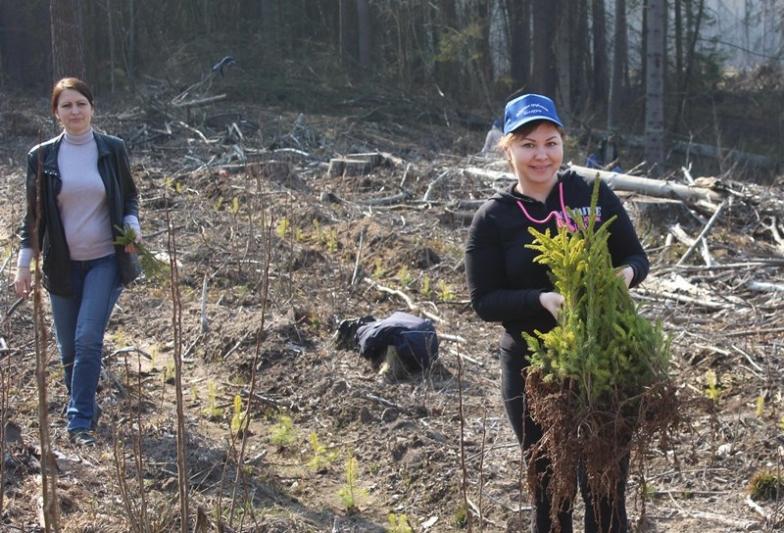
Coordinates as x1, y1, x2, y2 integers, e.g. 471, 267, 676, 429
49, 254, 122, 432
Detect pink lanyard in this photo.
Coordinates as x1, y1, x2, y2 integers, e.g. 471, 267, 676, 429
515, 181, 578, 231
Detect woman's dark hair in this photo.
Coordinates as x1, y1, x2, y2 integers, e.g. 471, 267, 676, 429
51, 77, 94, 114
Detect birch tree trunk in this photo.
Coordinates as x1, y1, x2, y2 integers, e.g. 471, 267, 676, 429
644, 0, 665, 174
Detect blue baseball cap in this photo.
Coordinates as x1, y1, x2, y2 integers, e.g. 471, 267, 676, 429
503, 94, 563, 134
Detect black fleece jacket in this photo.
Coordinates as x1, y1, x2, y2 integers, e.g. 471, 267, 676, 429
464, 170, 649, 357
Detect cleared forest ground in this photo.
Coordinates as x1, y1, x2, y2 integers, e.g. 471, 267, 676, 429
0, 90, 783, 532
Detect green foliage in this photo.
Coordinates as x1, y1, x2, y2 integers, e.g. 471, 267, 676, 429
420, 274, 431, 297
312, 219, 322, 241
397, 265, 412, 287
755, 395, 765, 418
270, 414, 296, 449
386, 513, 413, 533
162, 357, 175, 385
436, 280, 455, 302
324, 228, 339, 252
337, 450, 367, 513
523, 178, 670, 409
747, 470, 784, 501
230, 394, 246, 435
113, 225, 170, 282
203, 381, 223, 419
435, 23, 483, 64
306, 431, 337, 472
229, 197, 241, 215
704, 370, 721, 403
452, 503, 468, 527
276, 217, 290, 239
373, 258, 385, 277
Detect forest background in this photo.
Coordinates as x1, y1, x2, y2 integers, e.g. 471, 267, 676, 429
1, 0, 783, 177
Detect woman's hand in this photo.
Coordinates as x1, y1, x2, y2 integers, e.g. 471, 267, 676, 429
617, 266, 634, 288
124, 225, 142, 254
539, 291, 565, 320
14, 268, 32, 298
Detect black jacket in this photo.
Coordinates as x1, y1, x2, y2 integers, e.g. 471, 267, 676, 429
464, 170, 649, 357
19, 131, 140, 296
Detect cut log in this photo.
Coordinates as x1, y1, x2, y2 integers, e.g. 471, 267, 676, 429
328, 157, 377, 177
569, 165, 725, 204
460, 166, 724, 205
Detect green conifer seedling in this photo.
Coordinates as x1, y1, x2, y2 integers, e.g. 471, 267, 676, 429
522, 177, 670, 411
113, 225, 169, 282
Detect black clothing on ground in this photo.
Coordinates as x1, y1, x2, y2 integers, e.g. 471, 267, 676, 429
355, 311, 439, 372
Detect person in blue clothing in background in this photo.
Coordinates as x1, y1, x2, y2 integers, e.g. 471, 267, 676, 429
465, 93, 648, 532
586, 133, 623, 173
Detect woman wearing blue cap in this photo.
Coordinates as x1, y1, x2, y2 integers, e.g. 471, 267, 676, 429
464, 94, 648, 532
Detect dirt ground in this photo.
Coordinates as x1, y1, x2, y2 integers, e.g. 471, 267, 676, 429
0, 88, 783, 532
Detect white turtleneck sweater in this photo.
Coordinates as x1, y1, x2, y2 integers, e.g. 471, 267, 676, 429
17, 129, 141, 269
57, 129, 115, 261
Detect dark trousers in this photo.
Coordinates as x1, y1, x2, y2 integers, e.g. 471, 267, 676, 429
501, 349, 629, 533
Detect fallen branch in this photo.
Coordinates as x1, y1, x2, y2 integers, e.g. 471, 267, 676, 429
634, 288, 738, 310
172, 94, 227, 108
744, 495, 772, 522
363, 277, 443, 323
359, 191, 411, 206
423, 170, 450, 202
747, 281, 784, 292
676, 199, 728, 265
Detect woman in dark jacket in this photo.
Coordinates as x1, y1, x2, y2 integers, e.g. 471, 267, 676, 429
14, 77, 141, 446
464, 94, 649, 533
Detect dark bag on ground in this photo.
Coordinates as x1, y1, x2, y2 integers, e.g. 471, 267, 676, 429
355, 312, 439, 374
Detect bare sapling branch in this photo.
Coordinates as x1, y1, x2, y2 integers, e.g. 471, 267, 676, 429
32, 136, 60, 532
165, 187, 190, 532
229, 173, 272, 528
456, 347, 472, 532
